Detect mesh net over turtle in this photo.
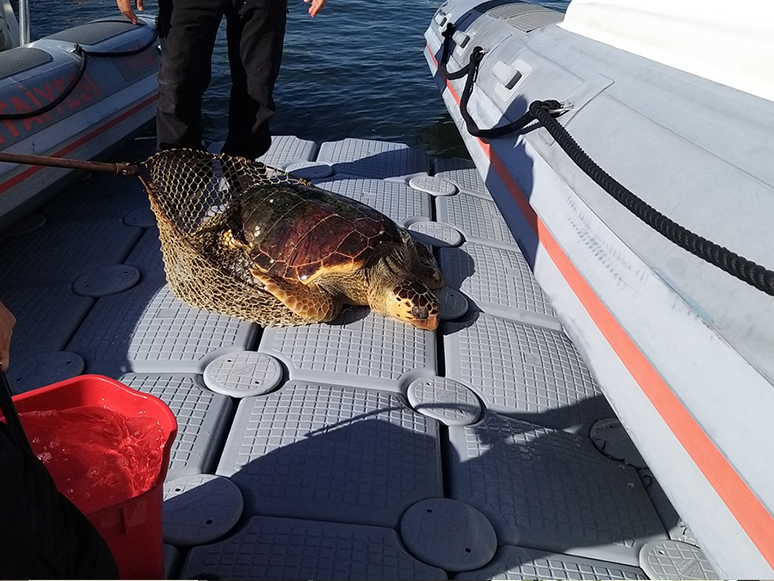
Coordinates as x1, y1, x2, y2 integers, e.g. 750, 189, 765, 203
141, 148, 313, 325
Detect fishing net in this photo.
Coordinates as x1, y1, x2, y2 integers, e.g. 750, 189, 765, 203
141, 148, 311, 325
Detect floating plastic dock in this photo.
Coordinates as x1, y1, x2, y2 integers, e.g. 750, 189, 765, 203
0, 135, 717, 579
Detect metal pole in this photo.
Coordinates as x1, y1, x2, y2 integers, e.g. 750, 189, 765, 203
0, 151, 139, 175
18, 0, 29, 45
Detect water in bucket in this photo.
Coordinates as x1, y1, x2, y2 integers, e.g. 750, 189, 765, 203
19, 406, 166, 515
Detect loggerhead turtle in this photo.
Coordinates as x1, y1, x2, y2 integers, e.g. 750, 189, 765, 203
225, 181, 445, 330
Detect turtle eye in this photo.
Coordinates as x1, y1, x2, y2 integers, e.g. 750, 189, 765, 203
411, 305, 429, 320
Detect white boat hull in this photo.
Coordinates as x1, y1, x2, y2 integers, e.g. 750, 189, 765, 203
0, 16, 159, 229
426, 1, 774, 576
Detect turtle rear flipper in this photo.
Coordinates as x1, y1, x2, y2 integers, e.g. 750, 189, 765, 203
251, 269, 341, 324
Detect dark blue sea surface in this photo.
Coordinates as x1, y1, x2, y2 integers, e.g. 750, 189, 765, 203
29, 0, 568, 158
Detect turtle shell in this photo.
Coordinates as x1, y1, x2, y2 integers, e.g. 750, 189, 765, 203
239, 182, 404, 282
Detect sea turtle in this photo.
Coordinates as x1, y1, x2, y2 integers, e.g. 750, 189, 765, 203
225, 181, 445, 330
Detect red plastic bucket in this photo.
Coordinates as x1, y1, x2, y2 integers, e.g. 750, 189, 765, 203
11, 375, 177, 579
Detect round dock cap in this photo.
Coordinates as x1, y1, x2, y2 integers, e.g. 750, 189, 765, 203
6, 351, 85, 395
285, 161, 334, 180
124, 207, 157, 228
203, 351, 283, 397
400, 498, 497, 571
437, 287, 469, 321
590, 418, 647, 468
409, 221, 464, 248
2, 213, 46, 237
409, 175, 458, 197
639, 540, 717, 580
73, 265, 141, 297
163, 475, 244, 546
407, 376, 480, 426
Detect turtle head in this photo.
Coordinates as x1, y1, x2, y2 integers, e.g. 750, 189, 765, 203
371, 276, 441, 331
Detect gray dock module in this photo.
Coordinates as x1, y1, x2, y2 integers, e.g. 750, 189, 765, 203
203, 351, 284, 397
409, 175, 458, 197
6, 351, 85, 394
400, 498, 498, 571
454, 546, 648, 580
432, 157, 492, 199
408, 220, 465, 248
317, 138, 429, 179
216, 381, 443, 527
0, 219, 142, 284
439, 241, 560, 329
444, 313, 613, 432
437, 193, 520, 247
315, 175, 432, 226
0, 283, 93, 361
259, 308, 436, 392
257, 134, 318, 170
447, 413, 667, 566
124, 226, 167, 280
68, 281, 257, 375
163, 474, 244, 546
41, 171, 151, 223
181, 516, 447, 580
72, 264, 141, 298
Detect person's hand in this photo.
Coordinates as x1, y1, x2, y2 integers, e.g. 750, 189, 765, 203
0, 301, 15, 371
117, 0, 144, 25
304, 0, 327, 18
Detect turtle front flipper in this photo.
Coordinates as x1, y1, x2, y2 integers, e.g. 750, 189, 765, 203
250, 269, 341, 323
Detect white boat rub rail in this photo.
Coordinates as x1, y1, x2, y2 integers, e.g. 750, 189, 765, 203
426, 0, 774, 577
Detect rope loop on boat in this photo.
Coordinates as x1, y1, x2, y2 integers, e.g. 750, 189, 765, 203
440, 39, 565, 138
530, 102, 774, 295
0, 23, 158, 121
438, 23, 480, 81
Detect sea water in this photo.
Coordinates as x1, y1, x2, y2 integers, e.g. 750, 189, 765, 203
28, 0, 568, 158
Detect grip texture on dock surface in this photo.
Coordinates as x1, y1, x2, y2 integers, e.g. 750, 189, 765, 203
216, 381, 443, 527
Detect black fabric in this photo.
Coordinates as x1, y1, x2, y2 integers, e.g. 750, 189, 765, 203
0, 375, 118, 579
156, 0, 287, 159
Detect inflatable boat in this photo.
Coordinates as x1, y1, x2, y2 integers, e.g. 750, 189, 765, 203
426, 0, 774, 577
0, 2, 159, 229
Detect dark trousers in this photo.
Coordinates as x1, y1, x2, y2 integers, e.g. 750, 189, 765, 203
0, 421, 118, 578
156, 0, 287, 159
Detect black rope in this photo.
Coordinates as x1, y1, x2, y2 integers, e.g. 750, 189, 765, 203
458, 47, 564, 138
0, 47, 88, 121
438, 38, 774, 296
530, 102, 774, 296
438, 24, 477, 81
0, 23, 158, 121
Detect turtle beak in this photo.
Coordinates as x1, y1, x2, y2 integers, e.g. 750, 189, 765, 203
410, 316, 439, 331
408, 305, 439, 331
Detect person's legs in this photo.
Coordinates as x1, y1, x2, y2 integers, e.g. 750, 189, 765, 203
156, 0, 227, 151
221, 0, 288, 159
